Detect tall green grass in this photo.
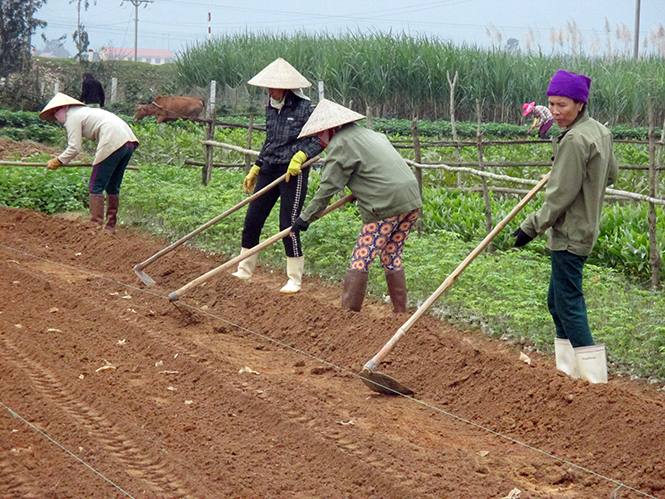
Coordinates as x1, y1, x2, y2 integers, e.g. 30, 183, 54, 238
176, 32, 665, 126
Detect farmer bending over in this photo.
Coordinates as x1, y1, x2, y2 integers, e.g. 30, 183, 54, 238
523, 101, 554, 139
40, 93, 139, 233
291, 99, 422, 313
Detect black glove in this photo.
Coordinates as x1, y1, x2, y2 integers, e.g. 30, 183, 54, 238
291, 216, 309, 235
511, 228, 534, 248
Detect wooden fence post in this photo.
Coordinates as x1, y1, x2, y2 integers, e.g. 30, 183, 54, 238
111, 77, 117, 103
366, 105, 373, 130
447, 70, 462, 188
647, 96, 661, 289
245, 115, 254, 173
203, 80, 217, 186
476, 99, 493, 250
657, 116, 665, 169
411, 116, 423, 237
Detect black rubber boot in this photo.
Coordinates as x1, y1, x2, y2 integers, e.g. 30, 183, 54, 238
385, 268, 408, 313
341, 268, 369, 312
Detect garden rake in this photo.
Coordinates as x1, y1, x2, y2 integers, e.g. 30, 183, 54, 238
359, 171, 551, 395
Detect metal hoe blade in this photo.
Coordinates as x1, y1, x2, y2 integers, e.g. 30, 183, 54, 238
359, 368, 414, 396
133, 265, 156, 286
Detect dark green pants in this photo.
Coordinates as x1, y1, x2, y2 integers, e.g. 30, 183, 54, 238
547, 250, 595, 348
89, 142, 136, 195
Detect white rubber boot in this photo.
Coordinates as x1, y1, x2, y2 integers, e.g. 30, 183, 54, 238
554, 338, 580, 378
231, 248, 258, 280
575, 344, 608, 384
280, 256, 304, 294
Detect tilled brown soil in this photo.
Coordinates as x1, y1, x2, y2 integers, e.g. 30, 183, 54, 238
1, 205, 664, 499
0, 137, 61, 161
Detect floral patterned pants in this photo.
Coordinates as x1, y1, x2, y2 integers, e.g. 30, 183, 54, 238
350, 208, 419, 271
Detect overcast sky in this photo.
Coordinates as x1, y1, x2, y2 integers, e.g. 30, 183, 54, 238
34, 0, 664, 57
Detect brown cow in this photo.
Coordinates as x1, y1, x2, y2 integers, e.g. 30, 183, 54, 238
134, 95, 205, 123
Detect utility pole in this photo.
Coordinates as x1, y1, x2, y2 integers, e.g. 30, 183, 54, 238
76, 0, 82, 58
121, 0, 154, 62
633, 0, 641, 60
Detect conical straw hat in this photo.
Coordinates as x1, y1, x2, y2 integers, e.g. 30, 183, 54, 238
247, 58, 311, 89
298, 99, 365, 138
39, 93, 85, 120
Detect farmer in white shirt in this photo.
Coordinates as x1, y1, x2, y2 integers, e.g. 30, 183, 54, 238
40, 93, 139, 233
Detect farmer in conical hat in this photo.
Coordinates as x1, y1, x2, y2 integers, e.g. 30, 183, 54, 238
290, 99, 422, 313
232, 58, 324, 294
512, 70, 618, 384
39, 92, 139, 233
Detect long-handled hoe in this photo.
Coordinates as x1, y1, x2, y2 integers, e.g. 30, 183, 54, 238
359, 172, 551, 395
133, 156, 320, 286
168, 194, 355, 302
0, 161, 139, 171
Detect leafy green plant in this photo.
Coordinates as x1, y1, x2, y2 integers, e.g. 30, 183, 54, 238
0, 167, 88, 213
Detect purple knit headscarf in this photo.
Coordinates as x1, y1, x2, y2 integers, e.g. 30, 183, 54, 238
546, 70, 592, 103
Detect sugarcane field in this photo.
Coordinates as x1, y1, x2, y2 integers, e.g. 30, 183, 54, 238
3, 7, 665, 498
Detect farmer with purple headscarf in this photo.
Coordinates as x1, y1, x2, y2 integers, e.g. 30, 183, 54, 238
511, 70, 618, 384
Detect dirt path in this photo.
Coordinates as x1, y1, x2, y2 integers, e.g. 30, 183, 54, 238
1, 206, 664, 499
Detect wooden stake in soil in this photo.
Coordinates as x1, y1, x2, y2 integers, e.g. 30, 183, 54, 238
446, 69, 463, 188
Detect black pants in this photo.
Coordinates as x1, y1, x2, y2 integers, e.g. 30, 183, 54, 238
241, 165, 309, 258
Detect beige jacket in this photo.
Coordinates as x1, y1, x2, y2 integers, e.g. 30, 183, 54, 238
59, 106, 138, 165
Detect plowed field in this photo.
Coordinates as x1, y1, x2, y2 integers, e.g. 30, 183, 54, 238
1, 205, 664, 499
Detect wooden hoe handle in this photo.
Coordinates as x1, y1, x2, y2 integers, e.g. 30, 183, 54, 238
363, 171, 551, 372
169, 193, 354, 301
134, 156, 320, 273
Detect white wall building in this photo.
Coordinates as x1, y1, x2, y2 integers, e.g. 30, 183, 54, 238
99, 47, 174, 65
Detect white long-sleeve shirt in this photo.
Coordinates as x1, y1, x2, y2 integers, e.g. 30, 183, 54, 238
58, 106, 138, 165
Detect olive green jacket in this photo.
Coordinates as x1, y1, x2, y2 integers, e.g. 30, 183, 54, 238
301, 123, 422, 224
520, 111, 618, 256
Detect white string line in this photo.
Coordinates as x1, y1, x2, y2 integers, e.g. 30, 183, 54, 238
0, 243, 658, 499
0, 400, 136, 499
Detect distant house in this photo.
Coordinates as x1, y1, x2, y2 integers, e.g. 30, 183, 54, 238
99, 47, 174, 65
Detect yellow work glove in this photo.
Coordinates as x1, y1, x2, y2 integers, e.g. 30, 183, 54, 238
243, 164, 261, 194
46, 157, 63, 170
285, 150, 307, 182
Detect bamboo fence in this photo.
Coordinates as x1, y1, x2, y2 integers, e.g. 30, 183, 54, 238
196, 101, 665, 287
